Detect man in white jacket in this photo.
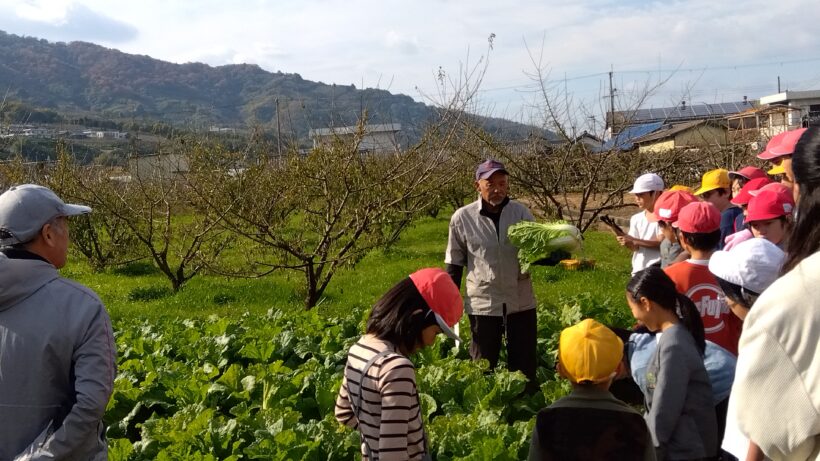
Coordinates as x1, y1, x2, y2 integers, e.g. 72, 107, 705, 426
0, 184, 116, 460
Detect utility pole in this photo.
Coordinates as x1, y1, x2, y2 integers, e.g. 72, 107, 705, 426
275, 97, 282, 158
777, 76, 781, 93
609, 66, 616, 135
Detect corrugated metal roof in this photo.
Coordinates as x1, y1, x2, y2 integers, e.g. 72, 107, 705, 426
309, 123, 401, 137
632, 120, 716, 144
598, 122, 664, 151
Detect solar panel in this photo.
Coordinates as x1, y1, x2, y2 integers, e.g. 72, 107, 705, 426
620, 100, 751, 123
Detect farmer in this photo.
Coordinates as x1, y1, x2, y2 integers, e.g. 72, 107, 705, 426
445, 159, 539, 391
335, 267, 463, 461
528, 319, 656, 461
732, 125, 820, 460
619, 173, 664, 275
0, 184, 116, 460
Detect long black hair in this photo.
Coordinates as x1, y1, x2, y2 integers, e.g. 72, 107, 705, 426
626, 266, 706, 356
715, 277, 759, 310
366, 277, 438, 355
783, 126, 820, 273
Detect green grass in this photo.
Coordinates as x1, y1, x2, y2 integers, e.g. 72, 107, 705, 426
63, 213, 634, 324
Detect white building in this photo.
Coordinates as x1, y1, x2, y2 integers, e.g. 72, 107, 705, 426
759, 90, 820, 129
309, 123, 401, 154
128, 153, 189, 180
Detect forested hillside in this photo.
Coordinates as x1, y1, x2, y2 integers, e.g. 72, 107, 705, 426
0, 31, 543, 143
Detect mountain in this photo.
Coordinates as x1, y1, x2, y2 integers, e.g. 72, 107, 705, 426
0, 30, 545, 144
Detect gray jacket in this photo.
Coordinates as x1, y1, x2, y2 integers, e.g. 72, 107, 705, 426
445, 198, 536, 316
645, 324, 718, 461
0, 252, 116, 461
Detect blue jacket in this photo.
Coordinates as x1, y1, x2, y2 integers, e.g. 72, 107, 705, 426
629, 332, 736, 405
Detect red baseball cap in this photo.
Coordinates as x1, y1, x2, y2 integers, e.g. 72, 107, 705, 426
746, 189, 795, 222
750, 182, 792, 200
653, 190, 698, 224
409, 268, 464, 341
673, 202, 721, 233
728, 166, 767, 181
757, 128, 807, 160
731, 177, 772, 206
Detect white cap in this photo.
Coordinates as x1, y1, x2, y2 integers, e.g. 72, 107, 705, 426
708, 238, 785, 295
0, 184, 91, 246
629, 173, 664, 194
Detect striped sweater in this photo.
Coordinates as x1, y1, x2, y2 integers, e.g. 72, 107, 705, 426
335, 334, 427, 460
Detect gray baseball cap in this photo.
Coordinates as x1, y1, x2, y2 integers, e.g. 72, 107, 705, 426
0, 184, 91, 246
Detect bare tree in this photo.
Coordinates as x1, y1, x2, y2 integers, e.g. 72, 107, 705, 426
56, 138, 231, 291
186, 117, 464, 309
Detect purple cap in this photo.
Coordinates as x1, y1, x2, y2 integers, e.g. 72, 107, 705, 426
475, 159, 508, 180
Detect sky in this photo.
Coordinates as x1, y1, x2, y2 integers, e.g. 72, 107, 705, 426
1, 0, 820, 134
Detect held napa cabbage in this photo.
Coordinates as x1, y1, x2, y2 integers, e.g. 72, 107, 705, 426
507, 221, 582, 272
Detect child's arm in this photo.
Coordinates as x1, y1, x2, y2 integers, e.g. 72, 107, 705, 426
618, 234, 661, 250
646, 341, 690, 455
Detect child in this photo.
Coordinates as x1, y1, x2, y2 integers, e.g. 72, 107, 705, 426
528, 319, 655, 461
727, 166, 767, 197
727, 176, 771, 237
626, 267, 718, 461
619, 173, 664, 275
665, 202, 742, 356
745, 188, 794, 249
652, 189, 698, 268
335, 268, 463, 461
709, 238, 785, 321
757, 127, 806, 190
733, 125, 819, 460
708, 238, 785, 461
693, 169, 742, 250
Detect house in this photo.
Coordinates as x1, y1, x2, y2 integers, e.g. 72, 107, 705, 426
759, 89, 820, 127
128, 153, 189, 180
597, 122, 664, 152
633, 120, 727, 154
84, 130, 128, 139
570, 131, 603, 150
308, 123, 401, 154
725, 105, 802, 144
607, 100, 755, 137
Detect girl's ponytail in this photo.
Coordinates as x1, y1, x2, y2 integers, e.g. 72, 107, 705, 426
675, 293, 706, 356
628, 267, 706, 355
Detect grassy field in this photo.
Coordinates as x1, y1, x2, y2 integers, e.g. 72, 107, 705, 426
63, 212, 634, 325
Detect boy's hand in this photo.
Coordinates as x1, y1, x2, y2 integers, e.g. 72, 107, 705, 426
617, 235, 637, 250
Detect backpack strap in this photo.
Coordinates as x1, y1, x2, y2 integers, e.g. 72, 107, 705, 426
351, 349, 393, 460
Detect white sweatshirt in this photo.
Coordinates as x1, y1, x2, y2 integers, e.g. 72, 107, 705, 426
732, 251, 820, 461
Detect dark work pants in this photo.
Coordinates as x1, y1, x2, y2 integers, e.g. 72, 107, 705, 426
468, 308, 538, 391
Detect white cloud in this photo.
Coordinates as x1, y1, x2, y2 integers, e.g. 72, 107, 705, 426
0, 0, 819, 119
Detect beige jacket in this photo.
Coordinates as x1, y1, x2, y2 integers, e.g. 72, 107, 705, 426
732, 251, 820, 461
445, 198, 536, 316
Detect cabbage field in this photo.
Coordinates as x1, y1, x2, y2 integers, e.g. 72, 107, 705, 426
92, 221, 633, 460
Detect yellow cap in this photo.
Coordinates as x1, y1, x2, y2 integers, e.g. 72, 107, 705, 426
669, 184, 694, 193
767, 163, 786, 175
694, 169, 731, 196
559, 319, 624, 384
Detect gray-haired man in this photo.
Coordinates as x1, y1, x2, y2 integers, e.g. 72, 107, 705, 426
445, 160, 539, 392
0, 184, 116, 460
